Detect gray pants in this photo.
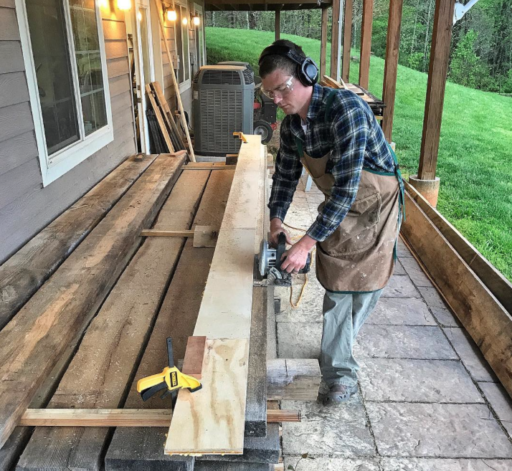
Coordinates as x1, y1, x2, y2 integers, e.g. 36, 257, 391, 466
320, 289, 383, 387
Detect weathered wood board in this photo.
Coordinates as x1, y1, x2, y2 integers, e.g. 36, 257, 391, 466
16, 170, 208, 470
106, 170, 234, 469
0, 153, 186, 449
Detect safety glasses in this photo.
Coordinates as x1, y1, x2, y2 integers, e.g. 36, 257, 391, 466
261, 76, 295, 100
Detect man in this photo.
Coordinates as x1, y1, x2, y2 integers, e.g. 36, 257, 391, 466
259, 40, 404, 405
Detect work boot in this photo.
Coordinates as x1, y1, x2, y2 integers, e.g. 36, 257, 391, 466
319, 383, 358, 406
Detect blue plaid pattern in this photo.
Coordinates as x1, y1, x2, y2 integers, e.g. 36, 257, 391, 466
269, 84, 396, 242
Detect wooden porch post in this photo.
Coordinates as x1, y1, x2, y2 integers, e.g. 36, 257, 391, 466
342, 0, 352, 83
330, 0, 341, 80
320, 6, 329, 78
359, 0, 373, 89
417, 0, 455, 181
275, 10, 281, 41
382, 0, 404, 143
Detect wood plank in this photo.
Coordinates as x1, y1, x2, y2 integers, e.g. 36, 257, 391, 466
0, 7, 20, 40
0, 330, 83, 470
267, 359, 321, 401
0, 153, 186, 449
319, 6, 328, 79
0, 72, 29, 109
21, 409, 173, 428
146, 83, 175, 152
401, 189, 512, 398
245, 287, 268, 438
105, 40, 129, 60
192, 136, 265, 339
166, 338, 250, 456
0, 155, 159, 328
0, 0, 15, 7
152, 81, 186, 150
21, 408, 300, 428
0, 130, 38, 176
359, 0, 373, 89
141, 229, 194, 237
166, 136, 265, 456
329, 0, 341, 79
195, 424, 281, 467
182, 336, 207, 379
183, 166, 237, 171
0, 102, 34, 144
382, 0, 404, 142
152, 0, 195, 161
106, 170, 234, 470
404, 181, 512, 319
418, 0, 456, 180
342, 0, 353, 82
17, 170, 209, 471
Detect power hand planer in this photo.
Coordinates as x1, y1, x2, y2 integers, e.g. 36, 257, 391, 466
259, 232, 311, 286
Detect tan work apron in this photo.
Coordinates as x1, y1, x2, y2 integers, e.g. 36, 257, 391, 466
300, 150, 401, 293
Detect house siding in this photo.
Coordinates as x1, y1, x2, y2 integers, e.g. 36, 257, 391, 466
0, 3, 136, 263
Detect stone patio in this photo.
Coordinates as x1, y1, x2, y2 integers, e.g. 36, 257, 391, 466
275, 176, 512, 470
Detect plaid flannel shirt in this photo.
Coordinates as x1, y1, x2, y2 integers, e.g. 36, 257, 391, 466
269, 84, 396, 242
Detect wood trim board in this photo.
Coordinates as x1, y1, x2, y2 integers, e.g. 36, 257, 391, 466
401, 187, 512, 398
404, 181, 512, 313
20, 408, 299, 427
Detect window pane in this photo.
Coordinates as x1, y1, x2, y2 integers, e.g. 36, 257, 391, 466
82, 90, 107, 135
70, 0, 107, 135
26, 0, 80, 155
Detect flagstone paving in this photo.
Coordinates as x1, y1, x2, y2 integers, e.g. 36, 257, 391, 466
276, 178, 512, 471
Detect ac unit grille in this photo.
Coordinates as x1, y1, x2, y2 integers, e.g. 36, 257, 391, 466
201, 70, 241, 85
243, 69, 254, 85
199, 90, 243, 154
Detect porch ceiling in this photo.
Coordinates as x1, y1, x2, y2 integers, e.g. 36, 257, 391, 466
205, 0, 331, 12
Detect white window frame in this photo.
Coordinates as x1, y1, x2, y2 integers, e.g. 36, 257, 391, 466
16, 0, 113, 186
193, 3, 205, 68
175, 1, 191, 93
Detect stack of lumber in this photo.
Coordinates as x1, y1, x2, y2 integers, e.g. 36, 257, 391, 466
320, 75, 385, 118
0, 141, 320, 470
146, 82, 187, 153
0, 152, 186, 468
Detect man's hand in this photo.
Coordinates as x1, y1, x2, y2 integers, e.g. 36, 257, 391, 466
270, 218, 291, 247
280, 235, 317, 274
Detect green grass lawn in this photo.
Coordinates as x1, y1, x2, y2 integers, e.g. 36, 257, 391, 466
206, 27, 512, 281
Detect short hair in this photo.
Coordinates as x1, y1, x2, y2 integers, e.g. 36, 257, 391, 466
259, 40, 307, 79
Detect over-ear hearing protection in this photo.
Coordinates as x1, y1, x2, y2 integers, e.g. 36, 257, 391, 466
259, 44, 319, 87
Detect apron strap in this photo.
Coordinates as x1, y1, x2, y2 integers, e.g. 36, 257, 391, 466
388, 145, 406, 224
387, 144, 406, 262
